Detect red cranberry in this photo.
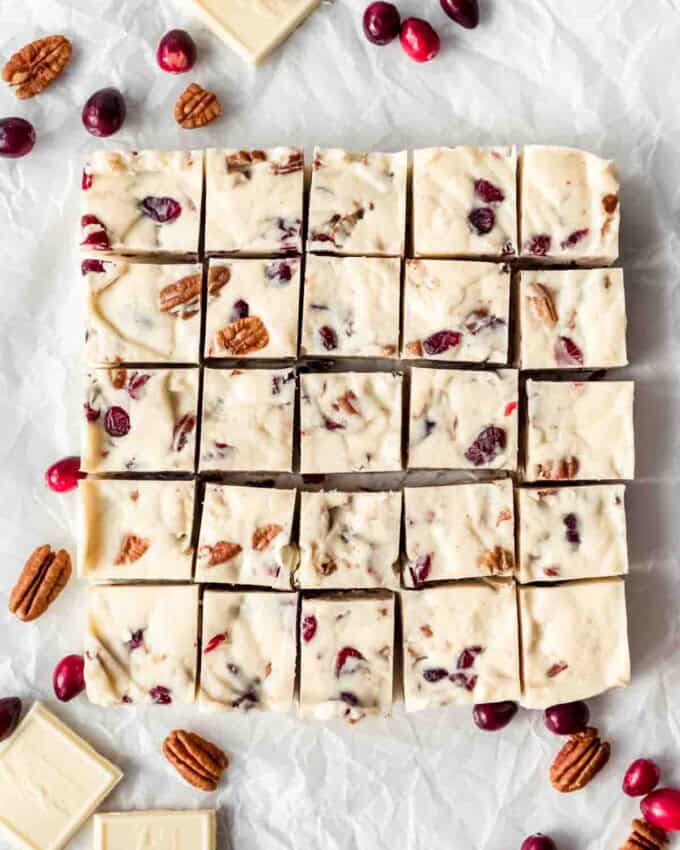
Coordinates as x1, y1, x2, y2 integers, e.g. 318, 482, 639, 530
204, 634, 226, 654
265, 260, 293, 283
544, 701, 590, 735
641, 789, 680, 832
563, 513, 581, 545
335, 646, 365, 677
561, 228, 589, 250
468, 207, 496, 235
520, 835, 557, 850
624, 759, 661, 797
156, 29, 197, 73
465, 425, 506, 466
409, 553, 432, 586
127, 372, 150, 400
84, 402, 101, 422
149, 685, 172, 705
0, 697, 22, 741
423, 668, 449, 683
0, 117, 36, 158
104, 406, 131, 437
139, 196, 182, 223
554, 336, 584, 367
340, 691, 360, 707
231, 299, 250, 321
45, 456, 85, 493
81, 259, 105, 275
319, 325, 338, 351
457, 645, 483, 669
53, 654, 85, 702
127, 629, 146, 650
400, 18, 441, 63
82, 169, 93, 190
302, 615, 318, 642
81, 214, 110, 250
363, 2, 401, 45
440, 0, 479, 28
82, 87, 126, 138
474, 178, 504, 203
473, 701, 518, 731
527, 234, 551, 256
423, 330, 461, 356
173, 413, 196, 452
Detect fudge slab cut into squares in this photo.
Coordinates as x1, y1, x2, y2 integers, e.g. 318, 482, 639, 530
307, 148, 408, 257
0, 702, 122, 850
518, 268, 628, 369
412, 146, 518, 259
79, 479, 195, 582
85, 583, 200, 707
409, 367, 519, 471
205, 147, 304, 255
95, 811, 216, 850
200, 368, 295, 472
517, 485, 628, 583
525, 380, 635, 482
300, 255, 401, 358
199, 590, 298, 712
299, 593, 395, 722
519, 578, 630, 708
204, 258, 300, 359
401, 580, 521, 712
297, 490, 401, 589
519, 145, 620, 265
196, 484, 296, 588
300, 372, 403, 473
81, 149, 203, 256
84, 259, 202, 365
82, 368, 199, 473
404, 480, 515, 586
402, 260, 510, 364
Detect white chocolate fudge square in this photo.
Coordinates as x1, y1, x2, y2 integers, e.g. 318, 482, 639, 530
200, 368, 295, 472
0, 703, 122, 850
300, 372, 403, 473
412, 146, 518, 258
307, 148, 407, 256
199, 590, 297, 712
518, 268, 628, 369
81, 149, 203, 256
526, 380, 635, 481
84, 259, 202, 365
401, 581, 521, 712
205, 148, 304, 254
94, 811, 216, 850
79, 479, 195, 582
85, 584, 199, 706
404, 481, 515, 586
82, 368, 199, 473
196, 485, 296, 588
409, 368, 518, 471
205, 259, 300, 359
300, 256, 400, 357
519, 579, 630, 709
299, 593, 395, 722
402, 260, 510, 364
297, 490, 401, 589
517, 485, 628, 583
519, 145, 620, 265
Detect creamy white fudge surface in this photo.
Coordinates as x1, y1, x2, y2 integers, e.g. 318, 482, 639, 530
409, 368, 518, 471
205, 258, 300, 359
300, 256, 400, 357
81, 150, 203, 256
402, 260, 510, 364
200, 368, 295, 472
196, 485, 297, 588
404, 481, 515, 586
307, 148, 408, 256
80, 479, 195, 582
518, 268, 628, 369
297, 490, 401, 589
300, 372, 403, 473
199, 591, 298, 712
519, 578, 630, 709
205, 148, 304, 254
412, 146, 518, 258
82, 368, 199, 473
299, 593, 395, 722
526, 380, 635, 481
0, 703, 122, 850
401, 581, 521, 712
85, 584, 199, 707
84, 260, 202, 365
517, 485, 628, 583
519, 145, 620, 265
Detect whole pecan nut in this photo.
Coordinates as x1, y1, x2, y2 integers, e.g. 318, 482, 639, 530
214, 316, 269, 356
526, 282, 558, 326
252, 524, 283, 551
114, 534, 150, 565
160, 273, 202, 318
2, 35, 72, 99
163, 729, 228, 792
175, 83, 222, 129
550, 727, 610, 792
619, 819, 669, 850
9, 545, 72, 621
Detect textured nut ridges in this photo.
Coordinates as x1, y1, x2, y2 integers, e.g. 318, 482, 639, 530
2, 35, 72, 99
536, 456, 579, 481
109, 367, 127, 389
619, 819, 669, 850
271, 150, 303, 175
114, 534, 150, 565
214, 316, 269, 356
163, 729, 228, 792
478, 546, 514, 574
160, 273, 202, 318
208, 541, 242, 566
527, 282, 558, 326
252, 524, 283, 551
9, 545, 72, 622
208, 265, 231, 296
175, 83, 222, 129
550, 727, 611, 792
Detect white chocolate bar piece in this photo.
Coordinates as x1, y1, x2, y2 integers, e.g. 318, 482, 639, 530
94, 811, 216, 850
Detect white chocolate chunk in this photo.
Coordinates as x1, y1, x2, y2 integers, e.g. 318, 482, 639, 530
94, 811, 216, 850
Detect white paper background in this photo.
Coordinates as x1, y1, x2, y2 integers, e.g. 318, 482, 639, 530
0, 0, 679, 848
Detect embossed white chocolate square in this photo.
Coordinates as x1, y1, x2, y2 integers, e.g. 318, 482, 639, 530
519, 579, 630, 709
94, 810, 216, 850
401, 580, 521, 712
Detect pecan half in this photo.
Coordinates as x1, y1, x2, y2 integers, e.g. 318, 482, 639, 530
207, 541, 242, 566
114, 534, 150, 565
535, 456, 579, 481
214, 316, 269, 356
252, 524, 283, 551
2, 35, 72, 99
226, 149, 267, 178
478, 545, 514, 574
619, 819, 669, 850
163, 729, 228, 792
550, 727, 610, 792
160, 273, 201, 318
174, 83, 222, 129
271, 150, 303, 175
406, 340, 424, 357
208, 265, 231, 296
336, 390, 360, 415
109, 367, 127, 389
9, 545, 72, 622
526, 282, 558, 326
